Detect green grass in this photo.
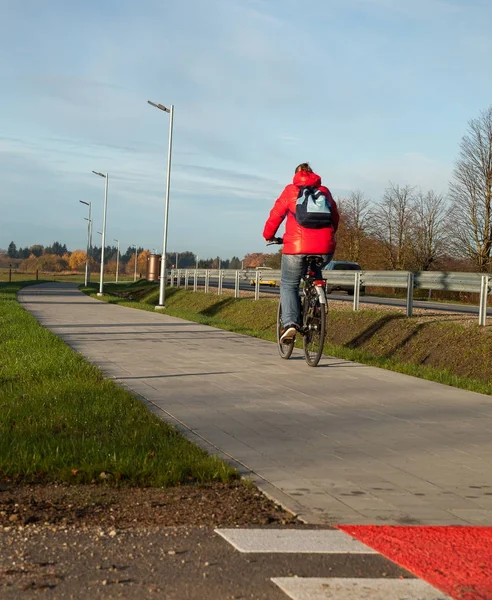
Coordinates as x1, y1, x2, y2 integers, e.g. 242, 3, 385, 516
85, 282, 492, 397
0, 281, 237, 486
0, 271, 85, 283
319, 340, 492, 394
0, 270, 138, 283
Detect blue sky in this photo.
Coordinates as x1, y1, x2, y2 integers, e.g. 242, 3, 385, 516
1, 0, 491, 258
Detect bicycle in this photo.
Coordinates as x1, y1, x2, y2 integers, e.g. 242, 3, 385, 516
267, 238, 328, 367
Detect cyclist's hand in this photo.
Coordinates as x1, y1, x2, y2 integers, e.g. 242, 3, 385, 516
266, 237, 283, 246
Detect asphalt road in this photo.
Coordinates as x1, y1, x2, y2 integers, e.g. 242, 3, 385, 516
0, 525, 416, 600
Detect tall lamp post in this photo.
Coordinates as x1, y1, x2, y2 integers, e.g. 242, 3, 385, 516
92, 171, 109, 296
85, 217, 93, 265
113, 238, 120, 283
133, 245, 138, 282
79, 200, 92, 286
148, 100, 174, 308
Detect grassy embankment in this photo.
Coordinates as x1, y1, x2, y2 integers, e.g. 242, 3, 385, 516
85, 279, 492, 396
0, 281, 237, 485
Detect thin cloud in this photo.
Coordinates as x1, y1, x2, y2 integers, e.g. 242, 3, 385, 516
278, 135, 300, 143
1, 0, 491, 256
350, 0, 464, 17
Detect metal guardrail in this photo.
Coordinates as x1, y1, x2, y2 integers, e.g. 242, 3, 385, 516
168, 268, 491, 326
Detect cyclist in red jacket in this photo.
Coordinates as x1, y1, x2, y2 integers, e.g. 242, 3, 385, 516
263, 163, 339, 342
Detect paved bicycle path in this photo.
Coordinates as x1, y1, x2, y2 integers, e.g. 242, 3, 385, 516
19, 283, 492, 526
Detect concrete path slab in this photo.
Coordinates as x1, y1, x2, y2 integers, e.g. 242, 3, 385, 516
19, 283, 492, 525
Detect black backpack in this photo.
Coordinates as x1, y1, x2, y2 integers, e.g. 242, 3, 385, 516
295, 186, 333, 229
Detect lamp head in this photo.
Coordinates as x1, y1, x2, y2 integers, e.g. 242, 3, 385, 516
148, 100, 170, 113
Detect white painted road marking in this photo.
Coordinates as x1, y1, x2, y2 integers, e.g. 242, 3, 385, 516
271, 577, 451, 600
215, 529, 377, 553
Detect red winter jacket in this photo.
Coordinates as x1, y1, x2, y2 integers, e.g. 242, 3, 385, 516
263, 170, 339, 255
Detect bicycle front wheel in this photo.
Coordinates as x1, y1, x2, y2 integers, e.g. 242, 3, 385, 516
302, 288, 326, 367
277, 300, 295, 359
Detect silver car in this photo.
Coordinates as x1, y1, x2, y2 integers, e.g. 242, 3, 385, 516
324, 261, 365, 296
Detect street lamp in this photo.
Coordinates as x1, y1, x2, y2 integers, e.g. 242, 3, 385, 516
92, 171, 109, 296
133, 244, 138, 282
96, 232, 103, 278
85, 218, 93, 250
148, 99, 174, 308
113, 238, 120, 283
79, 200, 92, 286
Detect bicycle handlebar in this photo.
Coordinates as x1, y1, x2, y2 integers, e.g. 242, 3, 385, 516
266, 237, 283, 246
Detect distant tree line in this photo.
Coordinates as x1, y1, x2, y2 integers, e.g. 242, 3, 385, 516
169, 252, 243, 270
3, 242, 251, 275
7, 241, 68, 259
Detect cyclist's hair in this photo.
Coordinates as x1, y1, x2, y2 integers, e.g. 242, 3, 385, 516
295, 163, 313, 174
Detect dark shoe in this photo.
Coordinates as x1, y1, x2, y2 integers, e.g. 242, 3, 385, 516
280, 324, 297, 343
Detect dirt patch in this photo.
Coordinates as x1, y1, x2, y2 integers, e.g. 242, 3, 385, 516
0, 482, 299, 531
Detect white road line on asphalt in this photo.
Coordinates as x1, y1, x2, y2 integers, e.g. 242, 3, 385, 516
271, 577, 451, 600
214, 529, 377, 553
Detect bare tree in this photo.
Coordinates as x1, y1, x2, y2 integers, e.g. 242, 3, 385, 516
449, 105, 492, 271
340, 191, 372, 263
411, 190, 449, 271
371, 183, 415, 270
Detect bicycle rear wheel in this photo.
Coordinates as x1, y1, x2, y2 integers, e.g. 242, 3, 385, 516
276, 301, 295, 359
302, 288, 326, 367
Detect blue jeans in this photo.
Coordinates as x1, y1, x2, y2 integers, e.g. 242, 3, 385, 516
280, 253, 333, 326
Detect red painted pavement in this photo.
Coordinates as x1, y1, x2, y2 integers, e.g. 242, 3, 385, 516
339, 525, 492, 600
